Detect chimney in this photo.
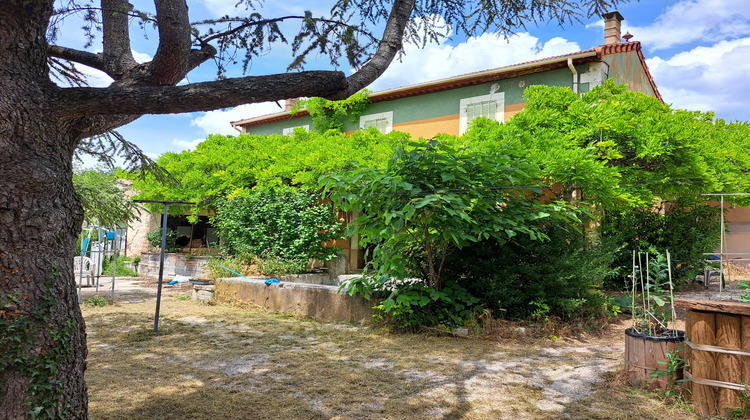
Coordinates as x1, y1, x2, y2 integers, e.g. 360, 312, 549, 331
602, 11, 624, 45
284, 98, 299, 112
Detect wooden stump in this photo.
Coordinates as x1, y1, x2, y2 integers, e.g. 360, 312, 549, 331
716, 314, 741, 416
690, 310, 717, 416
675, 299, 750, 416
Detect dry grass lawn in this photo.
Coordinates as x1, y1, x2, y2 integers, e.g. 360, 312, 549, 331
82, 292, 698, 419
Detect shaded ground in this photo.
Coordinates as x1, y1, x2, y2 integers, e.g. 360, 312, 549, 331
80, 278, 707, 419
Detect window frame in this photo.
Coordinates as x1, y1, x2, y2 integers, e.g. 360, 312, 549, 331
359, 111, 394, 134
459, 92, 505, 134
282, 125, 310, 136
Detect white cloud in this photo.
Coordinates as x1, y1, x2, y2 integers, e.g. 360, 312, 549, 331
624, 0, 750, 50
367, 32, 581, 91
648, 37, 750, 121
172, 138, 206, 151
132, 51, 153, 63
196, 0, 328, 20
190, 101, 284, 135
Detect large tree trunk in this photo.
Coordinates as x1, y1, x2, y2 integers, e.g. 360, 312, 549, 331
0, 1, 89, 418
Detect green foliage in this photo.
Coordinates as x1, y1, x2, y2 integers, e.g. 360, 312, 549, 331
82, 294, 113, 307
292, 90, 371, 132
601, 203, 720, 286
341, 276, 480, 330
650, 348, 687, 399
491, 80, 750, 208
738, 282, 750, 301
100, 255, 138, 277
443, 220, 618, 322
73, 166, 140, 226
146, 228, 180, 252
214, 186, 343, 266
727, 382, 750, 419
627, 251, 679, 337
0, 271, 74, 419
323, 138, 580, 290
256, 252, 309, 276
204, 254, 249, 280
130, 129, 403, 217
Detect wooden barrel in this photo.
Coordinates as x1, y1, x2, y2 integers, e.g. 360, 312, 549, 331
675, 299, 750, 417
624, 327, 684, 389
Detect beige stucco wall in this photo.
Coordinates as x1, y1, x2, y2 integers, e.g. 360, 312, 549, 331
125, 207, 158, 257
723, 205, 750, 264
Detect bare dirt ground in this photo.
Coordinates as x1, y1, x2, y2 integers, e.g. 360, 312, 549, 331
78, 276, 733, 419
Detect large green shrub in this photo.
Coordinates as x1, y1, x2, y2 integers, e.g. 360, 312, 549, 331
214, 186, 343, 267
443, 220, 618, 322
341, 276, 480, 330
324, 138, 580, 290
601, 203, 721, 286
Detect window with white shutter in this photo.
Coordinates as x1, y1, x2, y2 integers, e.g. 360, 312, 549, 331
359, 111, 393, 134
459, 92, 504, 134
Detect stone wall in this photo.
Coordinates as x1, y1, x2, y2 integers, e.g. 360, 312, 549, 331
138, 252, 208, 279
213, 277, 374, 324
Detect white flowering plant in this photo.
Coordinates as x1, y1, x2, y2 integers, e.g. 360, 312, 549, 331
340, 275, 480, 329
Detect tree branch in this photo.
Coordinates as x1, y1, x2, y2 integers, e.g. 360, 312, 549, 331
48, 46, 107, 74
55, 71, 348, 115
330, 0, 415, 99
101, 0, 136, 78
149, 0, 192, 85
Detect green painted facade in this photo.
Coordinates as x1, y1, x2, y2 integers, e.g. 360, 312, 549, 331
241, 54, 656, 136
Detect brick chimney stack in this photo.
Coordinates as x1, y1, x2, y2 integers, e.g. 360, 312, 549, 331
602, 11, 624, 45
284, 98, 299, 112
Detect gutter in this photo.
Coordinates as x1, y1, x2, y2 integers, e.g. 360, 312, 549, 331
567, 57, 579, 94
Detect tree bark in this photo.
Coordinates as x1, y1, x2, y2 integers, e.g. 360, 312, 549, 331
0, 1, 88, 418
1, 0, 420, 417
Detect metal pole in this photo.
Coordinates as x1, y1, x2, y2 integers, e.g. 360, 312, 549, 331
720, 195, 725, 294
154, 204, 169, 333
112, 226, 117, 302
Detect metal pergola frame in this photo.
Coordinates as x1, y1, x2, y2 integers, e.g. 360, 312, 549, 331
701, 193, 750, 292
132, 200, 196, 333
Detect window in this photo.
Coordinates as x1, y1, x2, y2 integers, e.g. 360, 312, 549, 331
459, 92, 504, 134
282, 125, 310, 136
359, 111, 393, 134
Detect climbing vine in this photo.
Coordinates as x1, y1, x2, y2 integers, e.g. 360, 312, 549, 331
0, 266, 75, 419
291, 90, 371, 132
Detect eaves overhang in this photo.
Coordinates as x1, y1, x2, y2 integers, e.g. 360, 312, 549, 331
230, 49, 600, 129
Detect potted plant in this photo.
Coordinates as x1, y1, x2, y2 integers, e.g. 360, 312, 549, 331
619, 250, 685, 390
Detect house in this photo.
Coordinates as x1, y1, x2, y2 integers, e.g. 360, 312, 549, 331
232, 12, 661, 140
230, 11, 665, 272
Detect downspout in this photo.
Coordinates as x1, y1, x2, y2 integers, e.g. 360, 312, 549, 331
567, 57, 579, 94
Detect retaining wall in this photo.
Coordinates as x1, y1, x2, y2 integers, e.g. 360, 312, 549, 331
139, 252, 208, 279
213, 277, 374, 324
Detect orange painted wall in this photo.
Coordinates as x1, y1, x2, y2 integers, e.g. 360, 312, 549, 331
393, 114, 459, 137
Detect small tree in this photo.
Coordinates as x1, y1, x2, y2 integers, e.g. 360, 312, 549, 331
73, 167, 139, 226
215, 186, 343, 270
323, 138, 579, 290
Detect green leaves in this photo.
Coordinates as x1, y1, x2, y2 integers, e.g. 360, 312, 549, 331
131, 128, 404, 215
73, 167, 140, 226
323, 138, 580, 289
214, 186, 343, 264
502, 79, 750, 208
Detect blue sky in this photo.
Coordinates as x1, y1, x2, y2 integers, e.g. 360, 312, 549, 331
59, 0, 750, 160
